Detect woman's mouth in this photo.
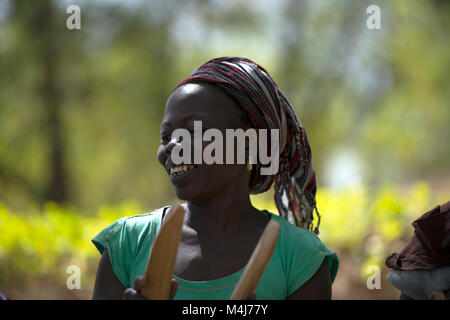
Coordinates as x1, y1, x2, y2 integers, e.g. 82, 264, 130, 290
170, 164, 195, 176
169, 164, 197, 183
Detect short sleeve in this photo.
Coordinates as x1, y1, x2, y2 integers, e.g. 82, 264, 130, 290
92, 218, 133, 288
286, 231, 339, 296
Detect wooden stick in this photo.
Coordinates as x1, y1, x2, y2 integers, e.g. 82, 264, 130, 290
141, 202, 186, 300
230, 219, 280, 300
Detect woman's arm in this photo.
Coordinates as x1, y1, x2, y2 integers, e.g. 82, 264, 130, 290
287, 258, 332, 300
92, 248, 179, 300
92, 248, 126, 299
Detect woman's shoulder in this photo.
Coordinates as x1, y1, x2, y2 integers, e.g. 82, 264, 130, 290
264, 210, 339, 285
113, 206, 170, 240
92, 206, 169, 249
265, 210, 334, 255
266, 211, 313, 241
121, 206, 168, 226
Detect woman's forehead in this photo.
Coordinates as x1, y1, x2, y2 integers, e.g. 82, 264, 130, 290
168, 82, 230, 107
164, 82, 244, 126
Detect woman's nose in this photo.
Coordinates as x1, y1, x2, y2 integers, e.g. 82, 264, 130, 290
164, 137, 178, 155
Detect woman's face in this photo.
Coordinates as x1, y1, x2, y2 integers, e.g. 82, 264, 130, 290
157, 83, 251, 202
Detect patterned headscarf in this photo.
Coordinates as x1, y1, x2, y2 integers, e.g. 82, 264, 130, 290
176, 57, 321, 233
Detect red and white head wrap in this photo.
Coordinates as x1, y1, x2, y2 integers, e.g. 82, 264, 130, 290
176, 57, 320, 233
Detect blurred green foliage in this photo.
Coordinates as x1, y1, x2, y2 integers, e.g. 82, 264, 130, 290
0, 182, 446, 295
0, 200, 140, 290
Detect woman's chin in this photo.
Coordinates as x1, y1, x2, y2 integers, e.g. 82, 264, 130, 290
173, 184, 214, 203
173, 188, 198, 202
169, 164, 207, 201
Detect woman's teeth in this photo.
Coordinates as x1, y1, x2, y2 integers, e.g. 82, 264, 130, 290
170, 164, 195, 176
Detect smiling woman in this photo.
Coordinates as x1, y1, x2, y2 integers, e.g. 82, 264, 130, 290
91, 57, 339, 300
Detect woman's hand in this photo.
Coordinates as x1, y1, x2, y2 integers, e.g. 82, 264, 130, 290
122, 276, 179, 300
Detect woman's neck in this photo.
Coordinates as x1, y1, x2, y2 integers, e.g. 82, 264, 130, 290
184, 186, 260, 236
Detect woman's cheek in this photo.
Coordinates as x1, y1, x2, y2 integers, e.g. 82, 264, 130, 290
157, 144, 166, 167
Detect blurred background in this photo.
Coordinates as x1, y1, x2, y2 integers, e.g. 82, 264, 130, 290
0, 0, 448, 299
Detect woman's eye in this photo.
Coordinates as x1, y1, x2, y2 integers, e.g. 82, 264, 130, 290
161, 134, 171, 143
160, 129, 208, 143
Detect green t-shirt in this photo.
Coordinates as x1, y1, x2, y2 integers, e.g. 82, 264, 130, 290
92, 206, 339, 300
